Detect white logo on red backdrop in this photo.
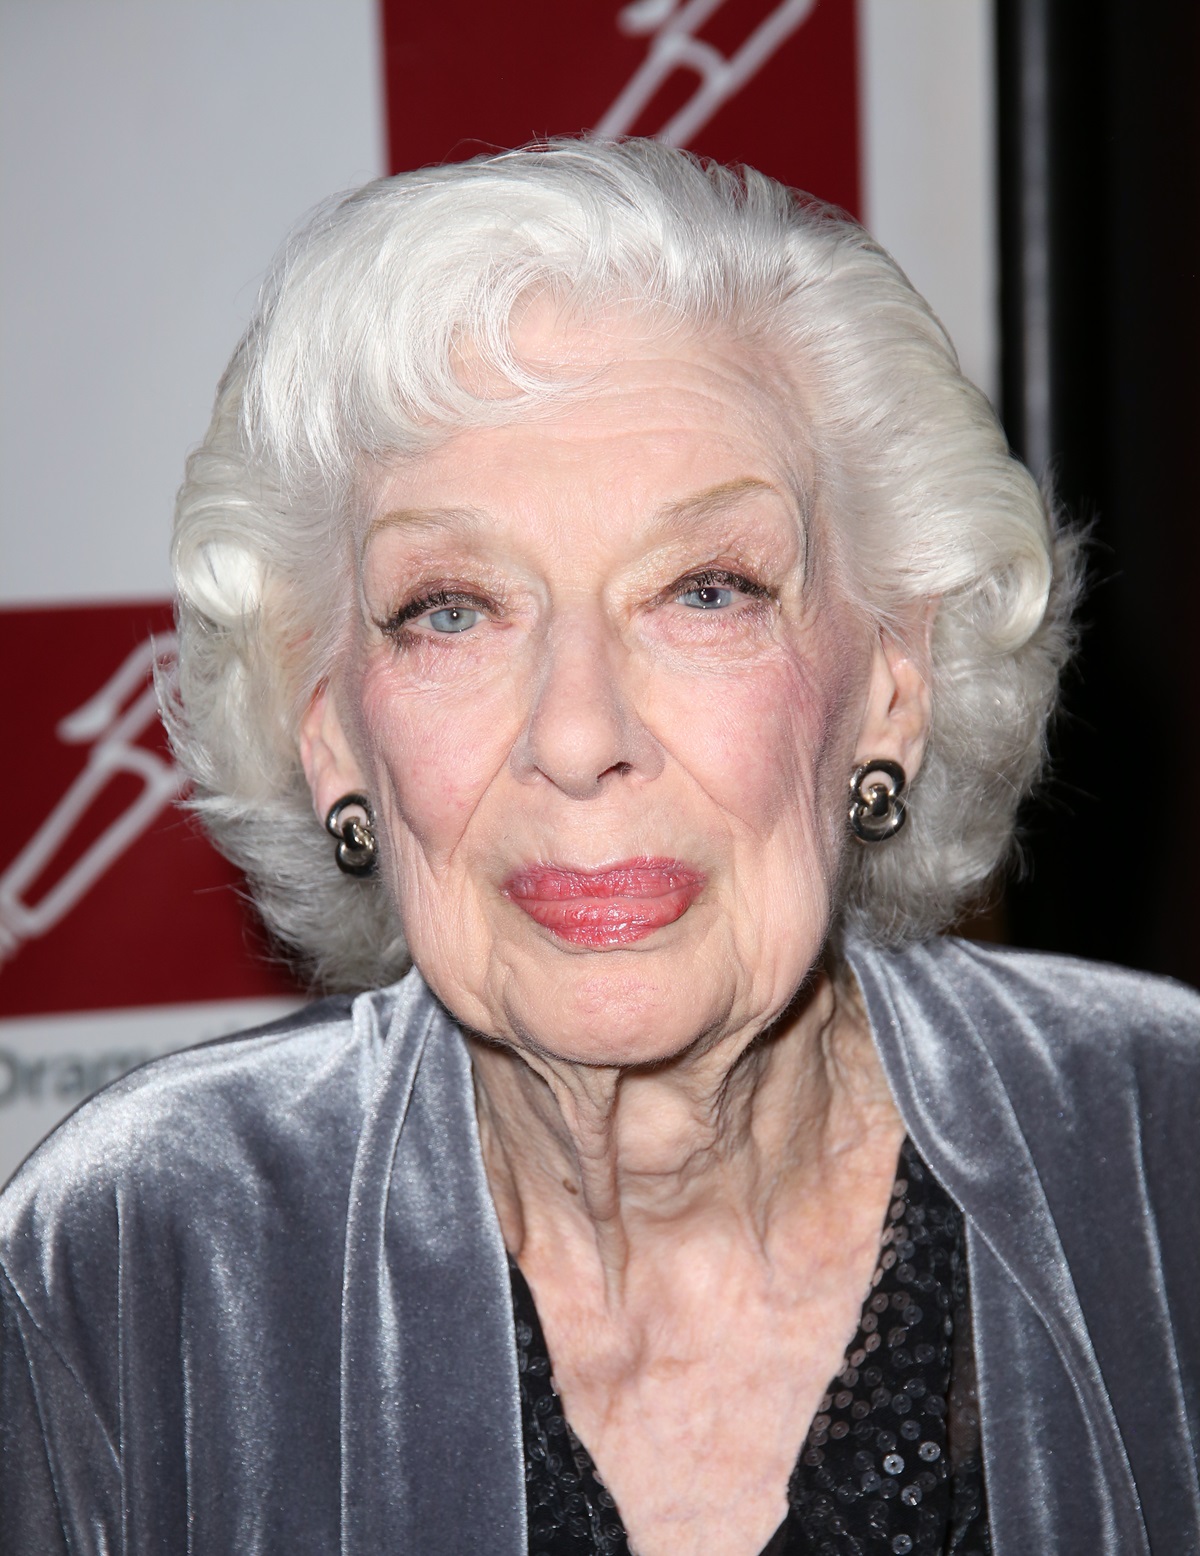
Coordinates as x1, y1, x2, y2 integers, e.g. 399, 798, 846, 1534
382, 0, 859, 211
0, 634, 182, 963
597, 0, 819, 145
0, 605, 298, 1017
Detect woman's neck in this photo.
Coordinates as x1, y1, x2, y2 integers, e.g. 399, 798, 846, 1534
468, 966, 901, 1297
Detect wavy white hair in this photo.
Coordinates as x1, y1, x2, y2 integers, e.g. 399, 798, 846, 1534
167, 138, 1078, 991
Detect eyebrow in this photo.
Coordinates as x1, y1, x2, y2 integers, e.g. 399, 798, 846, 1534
364, 504, 484, 546
362, 476, 809, 576
646, 476, 800, 541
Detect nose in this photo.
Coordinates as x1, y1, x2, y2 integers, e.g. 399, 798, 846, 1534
509, 612, 664, 798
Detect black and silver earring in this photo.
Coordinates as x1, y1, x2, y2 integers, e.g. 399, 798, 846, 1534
848, 759, 907, 843
325, 793, 378, 876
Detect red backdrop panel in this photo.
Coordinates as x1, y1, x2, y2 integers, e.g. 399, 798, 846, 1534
381, 0, 860, 215
0, 604, 300, 1016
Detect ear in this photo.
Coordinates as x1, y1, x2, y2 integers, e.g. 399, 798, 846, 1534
299, 682, 369, 823
853, 603, 936, 779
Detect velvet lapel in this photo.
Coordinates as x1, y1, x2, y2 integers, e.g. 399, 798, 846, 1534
339, 973, 525, 1556
849, 938, 1150, 1556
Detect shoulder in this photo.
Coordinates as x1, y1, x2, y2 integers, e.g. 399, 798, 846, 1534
939, 937, 1200, 1070
852, 935, 1200, 1165
3, 993, 353, 1216
855, 934, 1200, 1072
853, 936, 1200, 1208
0, 974, 427, 1306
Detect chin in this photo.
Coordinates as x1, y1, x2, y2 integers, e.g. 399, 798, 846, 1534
505, 962, 727, 1069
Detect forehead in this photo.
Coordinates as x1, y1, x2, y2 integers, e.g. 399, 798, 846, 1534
364, 314, 815, 550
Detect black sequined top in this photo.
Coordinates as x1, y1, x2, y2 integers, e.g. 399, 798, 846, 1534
511, 1140, 991, 1556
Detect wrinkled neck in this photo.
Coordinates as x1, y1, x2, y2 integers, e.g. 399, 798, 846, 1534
469, 968, 899, 1294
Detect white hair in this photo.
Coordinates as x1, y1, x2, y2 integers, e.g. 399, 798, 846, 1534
167, 138, 1078, 990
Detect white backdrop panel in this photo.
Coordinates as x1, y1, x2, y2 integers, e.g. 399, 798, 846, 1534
861, 0, 997, 402
0, 0, 384, 606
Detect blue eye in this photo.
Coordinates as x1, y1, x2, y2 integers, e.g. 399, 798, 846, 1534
679, 585, 735, 610
427, 606, 480, 633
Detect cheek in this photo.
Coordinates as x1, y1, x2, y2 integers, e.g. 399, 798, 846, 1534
649, 646, 857, 850
356, 664, 516, 864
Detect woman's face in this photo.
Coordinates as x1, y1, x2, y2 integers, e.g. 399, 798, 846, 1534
304, 317, 928, 1066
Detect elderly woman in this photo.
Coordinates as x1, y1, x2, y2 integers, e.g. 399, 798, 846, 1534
1, 141, 1197, 1556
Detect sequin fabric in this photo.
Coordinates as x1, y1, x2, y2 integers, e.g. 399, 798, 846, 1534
511, 1140, 990, 1556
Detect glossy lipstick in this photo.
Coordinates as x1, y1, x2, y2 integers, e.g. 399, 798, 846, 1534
502, 858, 706, 947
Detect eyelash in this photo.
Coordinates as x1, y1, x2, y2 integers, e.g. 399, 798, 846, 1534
669, 567, 772, 604
375, 567, 773, 647
375, 587, 495, 645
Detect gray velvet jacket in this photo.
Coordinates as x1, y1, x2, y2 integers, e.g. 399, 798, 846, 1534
2, 938, 1198, 1555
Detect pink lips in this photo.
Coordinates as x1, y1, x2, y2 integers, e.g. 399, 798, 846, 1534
502, 858, 706, 947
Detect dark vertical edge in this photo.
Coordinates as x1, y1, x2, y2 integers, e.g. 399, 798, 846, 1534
998, 0, 1200, 985
996, 0, 1049, 479
377, 0, 402, 176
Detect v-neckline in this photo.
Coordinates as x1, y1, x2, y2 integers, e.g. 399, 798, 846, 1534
511, 1138, 986, 1555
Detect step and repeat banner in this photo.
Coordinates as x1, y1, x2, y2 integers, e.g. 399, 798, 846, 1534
0, 0, 995, 1182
